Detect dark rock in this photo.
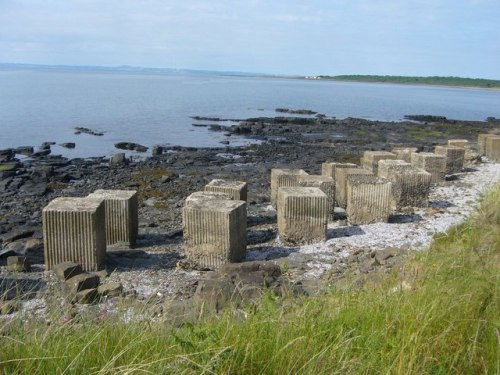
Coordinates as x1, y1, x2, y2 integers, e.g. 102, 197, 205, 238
60, 142, 76, 149
0, 247, 18, 258
219, 261, 282, 278
0, 300, 19, 315
114, 142, 148, 153
66, 273, 100, 293
74, 127, 104, 136
374, 247, 401, 264
110, 153, 129, 166
53, 262, 84, 281
152, 146, 164, 156
0, 170, 15, 181
19, 181, 49, 196
31, 149, 51, 157
0, 149, 14, 162
40, 142, 55, 150
6, 256, 31, 272
193, 278, 236, 312
0, 228, 35, 244
14, 146, 34, 156
98, 282, 123, 297
72, 288, 99, 304
31, 165, 54, 180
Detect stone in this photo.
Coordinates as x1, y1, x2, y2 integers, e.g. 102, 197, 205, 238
6, 256, 31, 272
60, 142, 76, 149
0, 300, 19, 315
336, 168, 373, 209
219, 261, 282, 278
14, 146, 34, 156
52, 262, 84, 280
185, 191, 232, 206
98, 282, 123, 297
270, 169, 308, 208
391, 147, 418, 163
43, 197, 106, 272
73, 288, 99, 304
87, 189, 138, 247
485, 136, 500, 162
386, 165, 431, 209
183, 198, 247, 270
110, 153, 129, 166
346, 175, 392, 225
447, 139, 469, 148
277, 187, 328, 244
297, 174, 335, 217
321, 162, 357, 181
152, 146, 164, 156
205, 179, 248, 201
377, 159, 411, 178
410, 152, 446, 183
361, 151, 397, 174
66, 273, 100, 293
193, 278, 236, 312
434, 146, 465, 174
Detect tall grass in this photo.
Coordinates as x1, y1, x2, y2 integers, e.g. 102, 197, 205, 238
1, 186, 499, 374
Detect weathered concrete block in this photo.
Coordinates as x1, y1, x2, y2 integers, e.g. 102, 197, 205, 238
321, 162, 357, 181
277, 187, 328, 244
205, 179, 247, 201
183, 199, 247, 270
43, 197, 106, 272
361, 151, 397, 174
391, 147, 418, 163
87, 190, 138, 247
485, 136, 500, 162
377, 159, 411, 178
346, 176, 392, 225
386, 165, 431, 209
410, 152, 446, 183
447, 139, 469, 148
185, 191, 232, 206
434, 146, 465, 174
270, 169, 308, 208
336, 168, 373, 208
297, 175, 335, 216
477, 134, 491, 156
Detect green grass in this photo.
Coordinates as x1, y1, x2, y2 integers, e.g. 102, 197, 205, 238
1, 187, 499, 374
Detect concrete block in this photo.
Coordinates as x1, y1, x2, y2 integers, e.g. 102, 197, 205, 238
485, 136, 500, 162
361, 151, 397, 174
410, 152, 446, 183
277, 187, 328, 244
434, 146, 465, 174
447, 139, 469, 148
336, 168, 373, 208
386, 165, 431, 209
185, 191, 232, 206
87, 190, 138, 247
297, 175, 335, 216
477, 134, 493, 156
43, 198, 106, 272
346, 175, 392, 225
377, 159, 411, 178
183, 199, 247, 270
205, 179, 248, 201
391, 147, 418, 163
321, 162, 357, 181
270, 169, 308, 208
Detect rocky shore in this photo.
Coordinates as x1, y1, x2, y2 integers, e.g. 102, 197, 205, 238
1, 114, 500, 321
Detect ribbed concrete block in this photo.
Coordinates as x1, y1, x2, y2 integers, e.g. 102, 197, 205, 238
185, 191, 232, 206
182, 199, 246, 270
278, 187, 328, 244
336, 168, 373, 208
43, 197, 106, 272
447, 139, 469, 148
297, 175, 335, 216
386, 166, 431, 209
485, 136, 500, 162
347, 176, 392, 225
270, 169, 308, 208
321, 162, 357, 181
205, 179, 247, 201
434, 146, 465, 174
87, 190, 138, 247
377, 159, 411, 178
411, 152, 446, 183
361, 151, 397, 174
478, 134, 493, 156
392, 147, 418, 163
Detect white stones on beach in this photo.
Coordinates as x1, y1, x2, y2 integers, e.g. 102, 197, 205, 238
43, 197, 106, 272
336, 168, 373, 208
434, 146, 465, 174
87, 189, 138, 247
346, 175, 392, 225
391, 147, 418, 163
182, 198, 247, 270
205, 179, 248, 201
277, 187, 328, 244
411, 152, 446, 183
485, 135, 500, 162
361, 151, 397, 174
386, 165, 431, 209
270, 169, 308, 208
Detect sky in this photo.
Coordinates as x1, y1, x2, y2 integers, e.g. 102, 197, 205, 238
1, 0, 499, 78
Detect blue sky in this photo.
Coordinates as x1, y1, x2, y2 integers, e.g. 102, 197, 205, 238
1, 0, 499, 78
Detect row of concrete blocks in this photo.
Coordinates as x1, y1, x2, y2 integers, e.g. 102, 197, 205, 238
42, 190, 138, 272
478, 133, 500, 162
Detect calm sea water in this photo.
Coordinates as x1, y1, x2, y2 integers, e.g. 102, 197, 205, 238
1, 68, 500, 158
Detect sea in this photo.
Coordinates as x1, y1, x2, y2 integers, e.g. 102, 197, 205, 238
1, 67, 500, 158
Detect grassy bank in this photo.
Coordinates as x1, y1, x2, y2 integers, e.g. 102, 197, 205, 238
1, 187, 499, 374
